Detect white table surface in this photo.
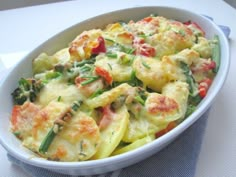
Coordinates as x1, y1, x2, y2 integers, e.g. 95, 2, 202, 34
0, 0, 236, 176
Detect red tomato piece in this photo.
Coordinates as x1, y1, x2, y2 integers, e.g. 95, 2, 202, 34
198, 78, 212, 98
99, 105, 114, 130
142, 17, 153, 23
11, 105, 21, 128
139, 44, 156, 57
91, 36, 106, 54
95, 66, 113, 85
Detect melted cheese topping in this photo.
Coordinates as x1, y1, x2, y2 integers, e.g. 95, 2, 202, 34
46, 111, 100, 161
36, 79, 84, 107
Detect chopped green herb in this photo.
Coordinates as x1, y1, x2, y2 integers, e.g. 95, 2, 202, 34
105, 38, 135, 54
106, 52, 117, 58
81, 76, 100, 79
90, 89, 105, 98
39, 128, 56, 153
111, 81, 123, 88
57, 96, 61, 102
45, 72, 61, 80
129, 70, 143, 87
142, 61, 151, 69
107, 63, 112, 70
80, 76, 100, 86
124, 47, 135, 54
138, 34, 147, 38
75, 58, 96, 67
39, 100, 82, 153
137, 88, 147, 101
195, 35, 199, 43
179, 29, 185, 36
80, 140, 84, 154
134, 95, 145, 106
79, 152, 87, 157
119, 55, 131, 65
80, 65, 92, 73
105, 38, 115, 43
71, 101, 82, 112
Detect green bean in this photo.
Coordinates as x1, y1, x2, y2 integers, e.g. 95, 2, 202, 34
212, 35, 220, 73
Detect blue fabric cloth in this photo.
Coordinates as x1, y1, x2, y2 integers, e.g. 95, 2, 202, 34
7, 20, 230, 177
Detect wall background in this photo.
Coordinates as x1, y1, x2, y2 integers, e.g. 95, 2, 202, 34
0, 0, 68, 10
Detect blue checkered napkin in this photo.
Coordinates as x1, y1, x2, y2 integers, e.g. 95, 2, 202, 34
7, 23, 230, 177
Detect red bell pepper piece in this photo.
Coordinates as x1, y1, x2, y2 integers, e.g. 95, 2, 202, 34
198, 78, 212, 98
95, 66, 113, 85
91, 36, 106, 54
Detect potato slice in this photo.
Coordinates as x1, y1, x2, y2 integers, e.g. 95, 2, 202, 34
46, 111, 100, 161
95, 53, 133, 82
35, 79, 84, 107
142, 81, 189, 125
85, 83, 131, 109
133, 56, 182, 92
122, 113, 166, 143
92, 105, 129, 159
112, 135, 155, 156
23, 101, 71, 152
162, 81, 189, 118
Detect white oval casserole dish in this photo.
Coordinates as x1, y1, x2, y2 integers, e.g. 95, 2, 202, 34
0, 6, 230, 176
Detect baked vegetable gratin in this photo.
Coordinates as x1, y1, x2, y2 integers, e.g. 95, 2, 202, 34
10, 15, 220, 161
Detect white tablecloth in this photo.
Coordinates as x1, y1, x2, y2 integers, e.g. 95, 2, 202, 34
0, 0, 236, 176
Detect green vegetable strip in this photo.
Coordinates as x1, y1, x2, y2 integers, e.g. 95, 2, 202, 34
128, 70, 142, 87
142, 61, 151, 69
104, 38, 114, 43
39, 101, 82, 154
39, 128, 56, 153
106, 53, 117, 58
212, 35, 220, 73
107, 63, 112, 70
57, 96, 61, 102
75, 58, 95, 67
180, 62, 197, 95
80, 76, 100, 86
80, 65, 92, 73
134, 95, 145, 106
105, 38, 135, 54
90, 89, 105, 98
180, 61, 203, 117
188, 94, 202, 106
